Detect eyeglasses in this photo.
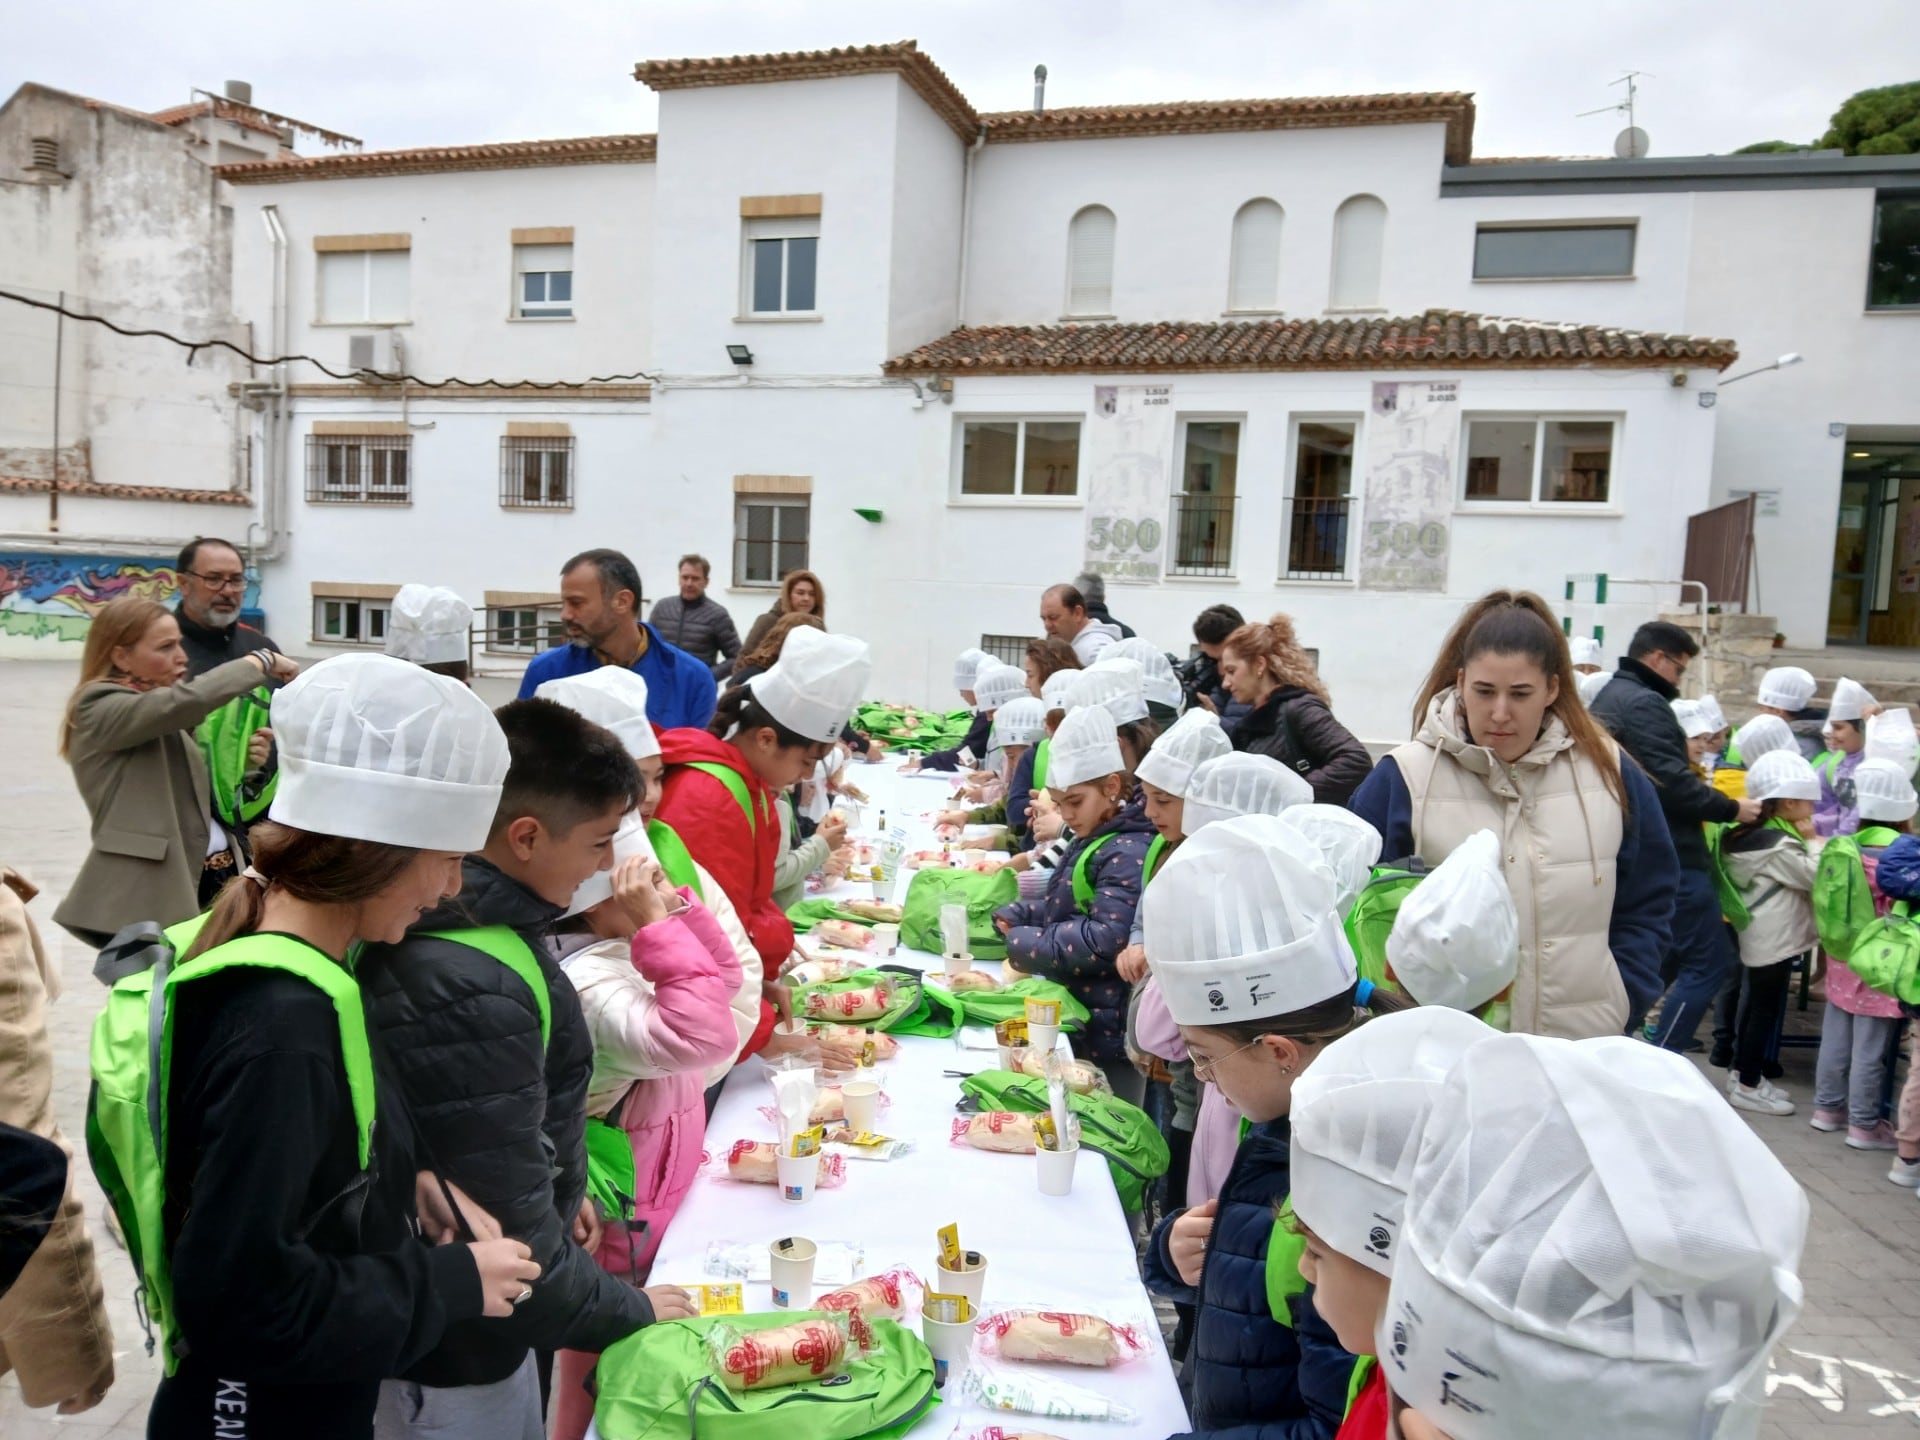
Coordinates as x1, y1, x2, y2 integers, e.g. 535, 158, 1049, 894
184, 570, 247, 591
1190, 1036, 1268, 1079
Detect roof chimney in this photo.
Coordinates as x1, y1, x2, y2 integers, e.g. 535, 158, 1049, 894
1033, 64, 1048, 115
224, 80, 253, 106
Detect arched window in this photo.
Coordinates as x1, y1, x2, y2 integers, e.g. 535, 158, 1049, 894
1329, 195, 1387, 309
1228, 199, 1284, 311
1065, 205, 1116, 316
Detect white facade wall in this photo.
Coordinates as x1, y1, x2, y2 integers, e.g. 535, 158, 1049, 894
885, 82, 967, 358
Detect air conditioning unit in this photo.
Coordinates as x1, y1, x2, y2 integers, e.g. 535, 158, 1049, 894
347, 331, 397, 378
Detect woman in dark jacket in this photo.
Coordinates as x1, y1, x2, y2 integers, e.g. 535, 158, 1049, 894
1219, 613, 1372, 806
738, 570, 825, 658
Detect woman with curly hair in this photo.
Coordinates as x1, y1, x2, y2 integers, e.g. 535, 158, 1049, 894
738, 570, 825, 658
1219, 613, 1372, 805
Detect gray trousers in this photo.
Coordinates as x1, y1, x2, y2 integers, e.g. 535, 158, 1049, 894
374, 1352, 543, 1440
1815, 1004, 1898, 1128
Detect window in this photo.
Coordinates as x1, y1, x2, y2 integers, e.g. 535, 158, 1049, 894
305, 432, 410, 504
1286, 421, 1357, 577
317, 249, 409, 324
743, 218, 819, 315
957, 419, 1082, 500
514, 243, 573, 318
313, 597, 390, 646
488, 606, 566, 654
1329, 195, 1386, 309
1463, 417, 1616, 505
1228, 200, 1283, 312
1868, 192, 1920, 309
980, 634, 1030, 668
1170, 420, 1240, 576
1065, 206, 1116, 317
734, 497, 810, 586
1474, 224, 1636, 280
500, 435, 573, 508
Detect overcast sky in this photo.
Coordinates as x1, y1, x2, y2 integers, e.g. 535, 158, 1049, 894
10, 1, 1919, 160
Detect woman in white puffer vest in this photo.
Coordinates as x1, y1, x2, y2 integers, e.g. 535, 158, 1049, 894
1349, 590, 1678, 1038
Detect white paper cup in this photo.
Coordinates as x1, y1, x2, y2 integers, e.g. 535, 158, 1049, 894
871, 923, 899, 957
1036, 1140, 1080, 1196
934, 1251, 987, 1311
943, 950, 974, 980
920, 1313, 975, 1390
997, 1043, 1030, 1072
775, 1151, 820, 1205
777, 1016, 807, 1039
768, 1236, 817, 1308
1026, 1021, 1060, 1053
870, 877, 891, 903
841, 1080, 880, 1134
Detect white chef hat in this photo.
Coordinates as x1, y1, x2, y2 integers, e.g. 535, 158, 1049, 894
1046, 704, 1126, 790
535, 667, 660, 761
1040, 669, 1078, 712
1182, 753, 1313, 835
1698, 694, 1728, 733
1568, 635, 1603, 668
1733, 714, 1793, 765
1290, 1007, 1495, 1277
1385, 1034, 1808, 1440
1141, 814, 1357, 1025
1384, 830, 1519, 1012
1746, 749, 1820, 803
973, 662, 1030, 714
564, 810, 660, 916
1866, 708, 1919, 770
1575, 670, 1612, 707
1671, 699, 1715, 739
1104, 637, 1183, 710
269, 653, 508, 851
990, 696, 1047, 750
1854, 757, 1918, 823
751, 629, 872, 743
1278, 805, 1383, 917
1066, 657, 1149, 726
1135, 709, 1231, 798
952, 647, 991, 693
1756, 665, 1816, 712
384, 584, 474, 666
1828, 676, 1877, 724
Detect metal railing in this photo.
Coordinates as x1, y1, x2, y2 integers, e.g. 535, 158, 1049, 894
499, 437, 574, 509
1284, 495, 1351, 578
1170, 493, 1237, 576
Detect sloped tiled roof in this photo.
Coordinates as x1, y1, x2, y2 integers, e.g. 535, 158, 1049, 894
216, 132, 656, 183
0, 474, 250, 505
148, 98, 283, 139
883, 311, 1739, 375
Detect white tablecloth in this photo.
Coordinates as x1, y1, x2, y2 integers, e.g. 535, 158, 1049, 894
589, 759, 1190, 1440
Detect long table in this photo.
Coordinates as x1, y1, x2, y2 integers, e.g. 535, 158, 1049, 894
589, 759, 1190, 1440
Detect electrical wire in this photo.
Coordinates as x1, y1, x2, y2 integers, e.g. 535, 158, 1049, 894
0, 288, 658, 391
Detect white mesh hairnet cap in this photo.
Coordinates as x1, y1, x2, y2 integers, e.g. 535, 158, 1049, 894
1135, 709, 1231, 797
1141, 814, 1357, 1025
751, 629, 872, 743
1732, 714, 1793, 764
1290, 1007, 1495, 1277
990, 696, 1047, 750
1746, 750, 1820, 803
1040, 669, 1078, 711
1181, 753, 1313, 835
1671, 699, 1715, 739
270, 653, 508, 851
1854, 757, 1918, 823
952, 647, 991, 692
1698, 695, 1728, 732
1384, 1034, 1808, 1440
1279, 805, 1384, 917
1828, 676, 1877, 723
1046, 704, 1126, 790
564, 811, 660, 916
535, 667, 660, 761
384, 584, 473, 666
1568, 636, 1603, 668
1756, 665, 1816, 712
1866, 708, 1919, 770
1575, 670, 1612, 707
1066, 657, 1149, 726
1104, 637, 1183, 709
1384, 830, 1518, 1012
973, 662, 1030, 713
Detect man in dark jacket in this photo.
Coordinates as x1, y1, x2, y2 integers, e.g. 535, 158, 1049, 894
647, 554, 742, 678
1187, 603, 1252, 736
1589, 621, 1760, 1053
361, 700, 691, 1435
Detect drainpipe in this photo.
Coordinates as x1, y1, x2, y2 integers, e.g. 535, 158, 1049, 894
48, 290, 64, 532
953, 124, 987, 328
246, 204, 291, 565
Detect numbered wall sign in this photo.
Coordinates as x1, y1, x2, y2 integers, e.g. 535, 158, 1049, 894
1082, 384, 1176, 584
1357, 380, 1459, 593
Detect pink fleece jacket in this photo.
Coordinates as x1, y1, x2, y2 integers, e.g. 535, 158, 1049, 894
1134, 977, 1243, 1208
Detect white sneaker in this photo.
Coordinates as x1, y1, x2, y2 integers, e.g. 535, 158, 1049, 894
1730, 1081, 1795, 1116
1888, 1156, 1920, 1189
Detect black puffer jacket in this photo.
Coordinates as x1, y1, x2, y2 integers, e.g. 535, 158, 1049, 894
1589, 657, 1739, 872
359, 857, 653, 1387
1233, 686, 1374, 806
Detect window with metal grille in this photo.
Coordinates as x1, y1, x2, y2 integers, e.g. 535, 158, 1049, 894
500, 437, 574, 509
487, 605, 566, 654
305, 434, 410, 504
1285, 421, 1357, 578
1171, 419, 1241, 576
312, 597, 390, 645
979, 634, 1030, 668
733, 497, 809, 586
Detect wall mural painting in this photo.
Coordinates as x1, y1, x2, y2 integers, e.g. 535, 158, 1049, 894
0, 553, 197, 642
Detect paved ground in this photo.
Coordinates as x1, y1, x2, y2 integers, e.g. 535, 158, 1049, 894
1, 657, 1916, 1438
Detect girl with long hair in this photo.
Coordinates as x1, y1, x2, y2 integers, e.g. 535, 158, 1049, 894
1219, 613, 1372, 805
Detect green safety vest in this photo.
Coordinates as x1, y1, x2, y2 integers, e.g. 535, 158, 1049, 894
195, 687, 277, 827
1070, 832, 1119, 913
1141, 834, 1169, 888
1032, 738, 1051, 793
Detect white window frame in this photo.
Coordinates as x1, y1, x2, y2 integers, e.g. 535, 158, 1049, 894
1458, 414, 1623, 513
1226, 199, 1284, 314
950, 416, 1086, 508
513, 242, 574, 320
307, 435, 411, 505
1064, 205, 1117, 320
1328, 195, 1388, 313
1280, 414, 1364, 584
732, 496, 811, 588
1471, 221, 1638, 282
1167, 414, 1245, 577
486, 606, 565, 654
315, 249, 410, 325
740, 217, 820, 318
312, 596, 391, 646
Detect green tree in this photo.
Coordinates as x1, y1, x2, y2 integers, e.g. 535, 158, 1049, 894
1818, 81, 1920, 155
1735, 140, 1811, 154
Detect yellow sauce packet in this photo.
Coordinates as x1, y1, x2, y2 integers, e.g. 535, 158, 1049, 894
1034, 1113, 1061, 1152
938, 1223, 962, 1271
994, 1018, 1030, 1047
692, 1284, 743, 1315
787, 1125, 825, 1158
924, 1290, 972, 1324
1024, 997, 1061, 1028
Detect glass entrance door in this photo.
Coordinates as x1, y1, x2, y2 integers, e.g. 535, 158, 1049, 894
1830, 442, 1920, 645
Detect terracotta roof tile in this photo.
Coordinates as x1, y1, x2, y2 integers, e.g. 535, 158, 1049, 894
148, 98, 283, 139
635, 40, 979, 143
882, 311, 1739, 375
216, 132, 655, 183
0, 475, 250, 506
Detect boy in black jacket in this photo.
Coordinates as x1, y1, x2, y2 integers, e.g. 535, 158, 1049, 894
361, 700, 695, 1438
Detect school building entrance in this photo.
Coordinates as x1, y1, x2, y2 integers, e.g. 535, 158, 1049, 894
1829, 435, 1920, 647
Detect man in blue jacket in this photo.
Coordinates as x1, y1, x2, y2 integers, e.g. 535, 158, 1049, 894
516, 549, 717, 730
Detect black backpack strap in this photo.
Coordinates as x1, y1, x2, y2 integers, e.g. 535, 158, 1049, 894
1276, 697, 1315, 778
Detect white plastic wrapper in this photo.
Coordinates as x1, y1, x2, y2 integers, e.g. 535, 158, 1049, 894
940, 902, 971, 956
704, 1240, 865, 1285
961, 1364, 1139, 1421
768, 1064, 821, 1145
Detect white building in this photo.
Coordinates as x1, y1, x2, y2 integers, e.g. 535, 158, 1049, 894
8, 43, 1917, 736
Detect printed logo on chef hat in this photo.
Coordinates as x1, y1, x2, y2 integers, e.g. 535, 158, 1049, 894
751, 628, 873, 743
535, 666, 660, 761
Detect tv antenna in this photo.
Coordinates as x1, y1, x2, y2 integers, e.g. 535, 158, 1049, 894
1579, 71, 1653, 159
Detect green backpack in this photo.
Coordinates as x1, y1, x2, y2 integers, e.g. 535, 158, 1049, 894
900, 867, 1018, 959
594, 1313, 938, 1440
958, 1071, 1170, 1213
1343, 862, 1429, 986
1704, 823, 1755, 932
195, 687, 278, 827
791, 965, 962, 1037
1849, 901, 1920, 1005
946, 977, 1089, 1033
1813, 826, 1903, 959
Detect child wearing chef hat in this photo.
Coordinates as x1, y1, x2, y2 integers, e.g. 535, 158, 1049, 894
1815, 677, 1880, 837
1287, 1006, 1496, 1440
384, 583, 475, 683
1066, 655, 1160, 770
1384, 1034, 1808, 1440
1139, 814, 1414, 1440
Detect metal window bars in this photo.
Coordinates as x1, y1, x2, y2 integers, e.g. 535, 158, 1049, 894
305, 434, 410, 504
499, 437, 574, 509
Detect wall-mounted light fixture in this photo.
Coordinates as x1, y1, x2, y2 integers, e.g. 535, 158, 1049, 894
726, 344, 754, 366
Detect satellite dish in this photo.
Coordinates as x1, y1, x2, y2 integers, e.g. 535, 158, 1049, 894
1615, 126, 1650, 160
